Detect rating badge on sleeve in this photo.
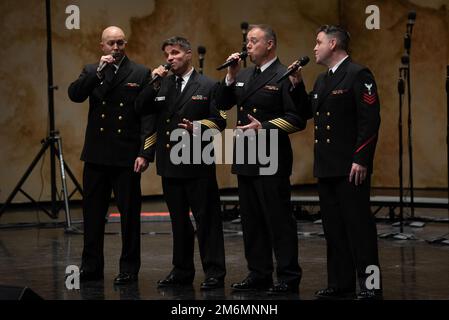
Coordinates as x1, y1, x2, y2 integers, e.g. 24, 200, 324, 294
363, 83, 377, 105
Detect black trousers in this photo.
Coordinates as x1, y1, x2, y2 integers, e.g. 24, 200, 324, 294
318, 176, 381, 292
237, 175, 301, 282
162, 176, 226, 281
81, 162, 142, 274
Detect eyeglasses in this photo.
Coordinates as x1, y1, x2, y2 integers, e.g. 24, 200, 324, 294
105, 40, 127, 47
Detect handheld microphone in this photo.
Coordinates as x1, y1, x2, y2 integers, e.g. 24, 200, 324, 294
198, 46, 206, 74
277, 56, 310, 83
97, 52, 121, 73
148, 63, 172, 86
216, 51, 248, 70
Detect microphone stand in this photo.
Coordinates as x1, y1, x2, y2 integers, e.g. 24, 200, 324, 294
443, 65, 449, 244
387, 15, 419, 239
379, 29, 418, 241
398, 65, 406, 234
0, 0, 82, 233
404, 17, 416, 219
379, 60, 415, 240
440, 65, 449, 244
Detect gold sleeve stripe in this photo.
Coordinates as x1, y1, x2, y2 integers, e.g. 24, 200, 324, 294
201, 119, 221, 130
272, 118, 299, 133
145, 137, 156, 145
144, 139, 156, 148
276, 118, 300, 131
144, 141, 156, 150
144, 142, 156, 150
219, 111, 227, 119
146, 132, 157, 140
269, 118, 300, 133
144, 133, 157, 150
144, 133, 157, 145
144, 138, 155, 145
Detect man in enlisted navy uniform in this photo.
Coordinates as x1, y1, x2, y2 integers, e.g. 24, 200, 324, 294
135, 37, 226, 290
290, 25, 382, 300
68, 26, 153, 285
215, 24, 308, 294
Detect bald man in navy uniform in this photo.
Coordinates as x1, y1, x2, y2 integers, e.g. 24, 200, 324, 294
68, 26, 153, 285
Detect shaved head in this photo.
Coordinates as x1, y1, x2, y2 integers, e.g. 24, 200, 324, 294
101, 26, 126, 42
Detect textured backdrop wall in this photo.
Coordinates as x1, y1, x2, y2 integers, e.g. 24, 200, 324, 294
0, 0, 448, 202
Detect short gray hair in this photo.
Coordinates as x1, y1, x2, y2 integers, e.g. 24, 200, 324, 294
248, 24, 277, 47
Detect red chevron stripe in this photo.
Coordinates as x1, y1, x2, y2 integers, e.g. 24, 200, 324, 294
364, 99, 376, 105
363, 93, 377, 105
354, 134, 377, 154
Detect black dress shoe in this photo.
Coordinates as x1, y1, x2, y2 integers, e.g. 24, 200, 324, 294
315, 287, 356, 300
200, 277, 224, 290
357, 289, 383, 300
267, 281, 299, 294
113, 272, 138, 285
231, 276, 273, 291
79, 270, 104, 282
157, 274, 193, 287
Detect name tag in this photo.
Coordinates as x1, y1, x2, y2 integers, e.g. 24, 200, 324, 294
125, 82, 140, 88
236, 82, 245, 87
155, 96, 166, 101
331, 89, 349, 95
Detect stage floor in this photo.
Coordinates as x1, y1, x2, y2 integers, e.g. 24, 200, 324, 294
0, 201, 448, 300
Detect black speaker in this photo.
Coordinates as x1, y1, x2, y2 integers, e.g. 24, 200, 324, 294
0, 285, 43, 300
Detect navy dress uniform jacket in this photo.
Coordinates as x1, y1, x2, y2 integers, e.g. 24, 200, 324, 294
68, 56, 154, 166
135, 69, 226, 178
307, 58, 381, 177
215, 59, 307, 176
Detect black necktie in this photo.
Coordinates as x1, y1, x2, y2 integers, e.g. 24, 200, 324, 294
175, 77, 183, 97
251, 67, 261, 82
325, 70, 334, 85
